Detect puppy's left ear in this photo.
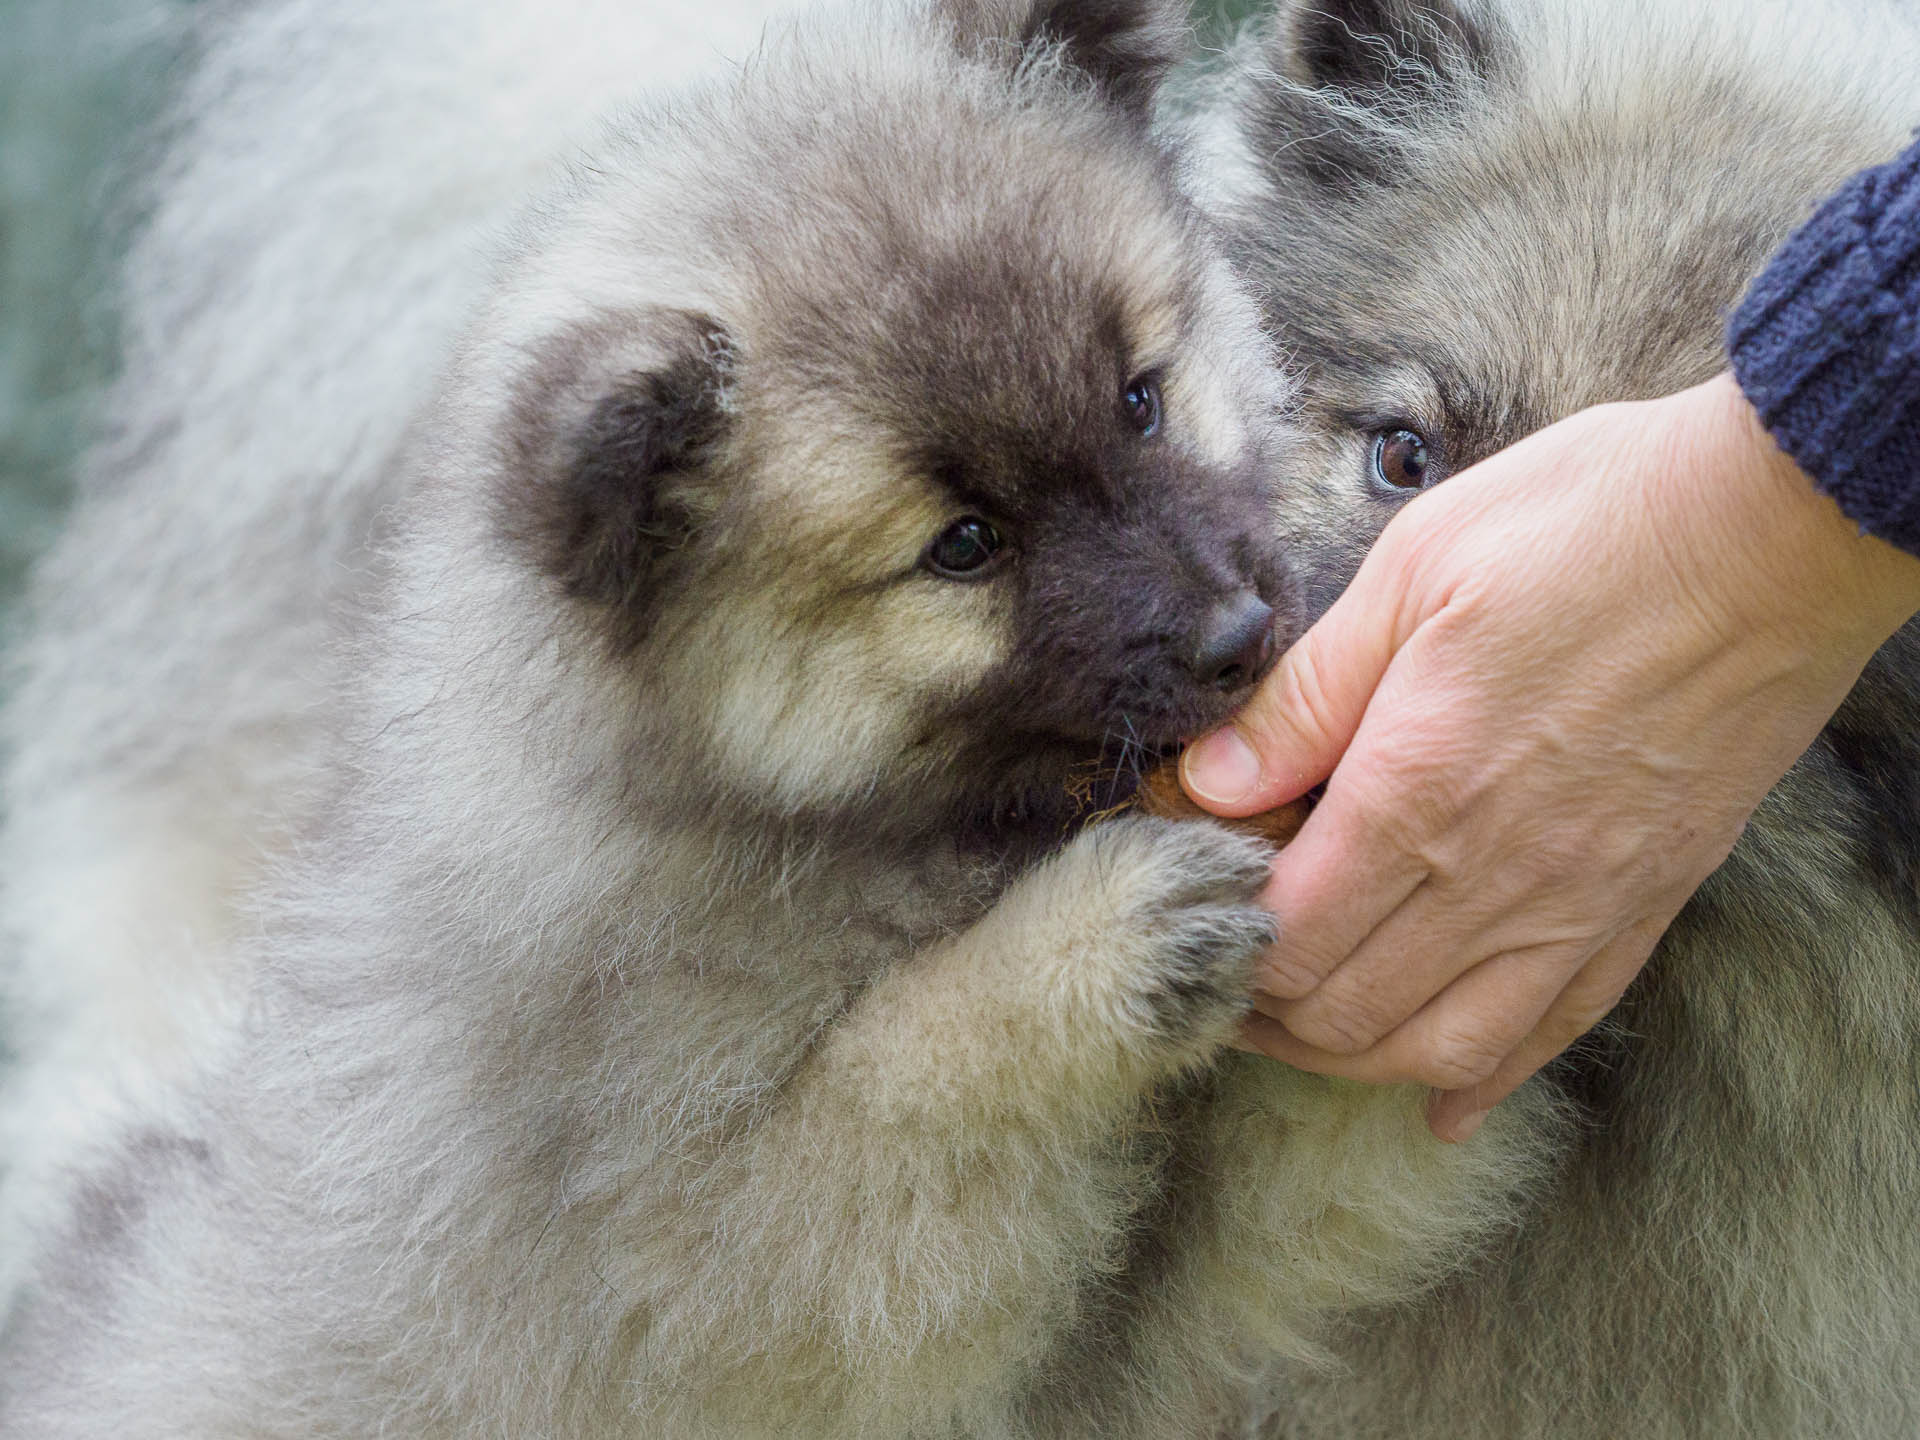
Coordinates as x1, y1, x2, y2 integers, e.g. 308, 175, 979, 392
504, 311, 733, 648
947, 0, 1192, 123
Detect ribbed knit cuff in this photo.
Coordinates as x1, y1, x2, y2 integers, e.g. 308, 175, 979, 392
1727, 136, 1920, 556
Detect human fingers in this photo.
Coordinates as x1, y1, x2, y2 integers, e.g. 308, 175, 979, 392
1244, 776, 1432, 1001
1269, 846, 1605, 1057
1180, 567, 1401, 818
1423, 922, 1662, 1142
1243, 936, 1589, 1088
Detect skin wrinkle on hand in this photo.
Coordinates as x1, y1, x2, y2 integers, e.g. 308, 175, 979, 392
1183, 372, 1920, 1142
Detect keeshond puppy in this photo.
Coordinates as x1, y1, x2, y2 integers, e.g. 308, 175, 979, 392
1186, 0, 1920, 1435
0, 0, 1553, 1433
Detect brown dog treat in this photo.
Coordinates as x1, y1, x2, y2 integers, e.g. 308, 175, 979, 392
1133, 759, 1310, 848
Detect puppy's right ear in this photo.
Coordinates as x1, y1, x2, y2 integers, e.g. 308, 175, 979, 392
945, 0, 1193, 124
507, 313, 732, 647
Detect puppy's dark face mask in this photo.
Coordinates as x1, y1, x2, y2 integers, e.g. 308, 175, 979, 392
905, 362, 1296, 830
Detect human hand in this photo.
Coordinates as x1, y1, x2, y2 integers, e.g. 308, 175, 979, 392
1182, 373, 1920, 1141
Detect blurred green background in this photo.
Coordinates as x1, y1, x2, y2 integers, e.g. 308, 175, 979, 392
1, 0, 179, 618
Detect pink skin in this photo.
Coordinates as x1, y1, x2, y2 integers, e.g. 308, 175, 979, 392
1182, 373, 1920, 1142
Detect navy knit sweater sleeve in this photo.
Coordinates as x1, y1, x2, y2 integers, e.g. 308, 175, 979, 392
1727, 135, 1920, 555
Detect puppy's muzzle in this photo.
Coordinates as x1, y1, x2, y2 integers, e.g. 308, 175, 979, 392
1187, 589, 1278, 693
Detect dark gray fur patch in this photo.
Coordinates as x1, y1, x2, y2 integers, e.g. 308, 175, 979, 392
1284, 0, 1494, 103
1246, 0, 1501, 194
948, 0, 1192, 124
498, 311, 729, 652
1023, 0, 1189, 122
1818, 622, 1920, 913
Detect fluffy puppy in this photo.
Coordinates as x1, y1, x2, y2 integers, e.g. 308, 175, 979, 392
0, 1, 1557, 1434
1187, 0, 1920, 1435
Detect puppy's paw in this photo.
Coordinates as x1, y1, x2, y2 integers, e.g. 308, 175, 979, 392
1042, 815, 1276, 1071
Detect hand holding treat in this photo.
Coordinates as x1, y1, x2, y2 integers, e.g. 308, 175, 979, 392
1178, 377, 1920, 1141
1132, 758, 1309, 848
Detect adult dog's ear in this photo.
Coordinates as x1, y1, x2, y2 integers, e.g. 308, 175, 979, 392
1274, 0, 1493, 105
505, 312, 732, 647
946, 0, 1192, 124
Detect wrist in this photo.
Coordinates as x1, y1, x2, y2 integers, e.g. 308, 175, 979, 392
1663, 373, 1920, 665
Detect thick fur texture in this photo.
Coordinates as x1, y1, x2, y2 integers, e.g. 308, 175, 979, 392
0, 1, 1560, 1433
0, 0, 791, 1307
1185, 0, 1920, 1435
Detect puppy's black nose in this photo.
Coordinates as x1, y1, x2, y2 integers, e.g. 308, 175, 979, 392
1188, 590, 1276, 692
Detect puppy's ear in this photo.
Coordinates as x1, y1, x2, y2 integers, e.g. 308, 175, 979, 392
509, 313, 732, 646
1275, 0, 1492, 104
946, 0, 1192, 123
1242, 0, 1497, 194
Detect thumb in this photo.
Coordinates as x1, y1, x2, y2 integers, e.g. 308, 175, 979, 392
1180, 575, 1399, 818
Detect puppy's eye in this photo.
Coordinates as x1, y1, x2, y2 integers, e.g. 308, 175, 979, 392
1370, 428, 1432, 491
1122, 373, 1162, 437
925, 516, 1004, 578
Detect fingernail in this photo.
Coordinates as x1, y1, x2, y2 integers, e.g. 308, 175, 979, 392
1247, 988, 1287, 1021
1181, 726, 1261, 805
1443, 1107, 1489, 1144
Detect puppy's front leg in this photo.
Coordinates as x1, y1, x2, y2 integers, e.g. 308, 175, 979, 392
641, 816, 1274, 1435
